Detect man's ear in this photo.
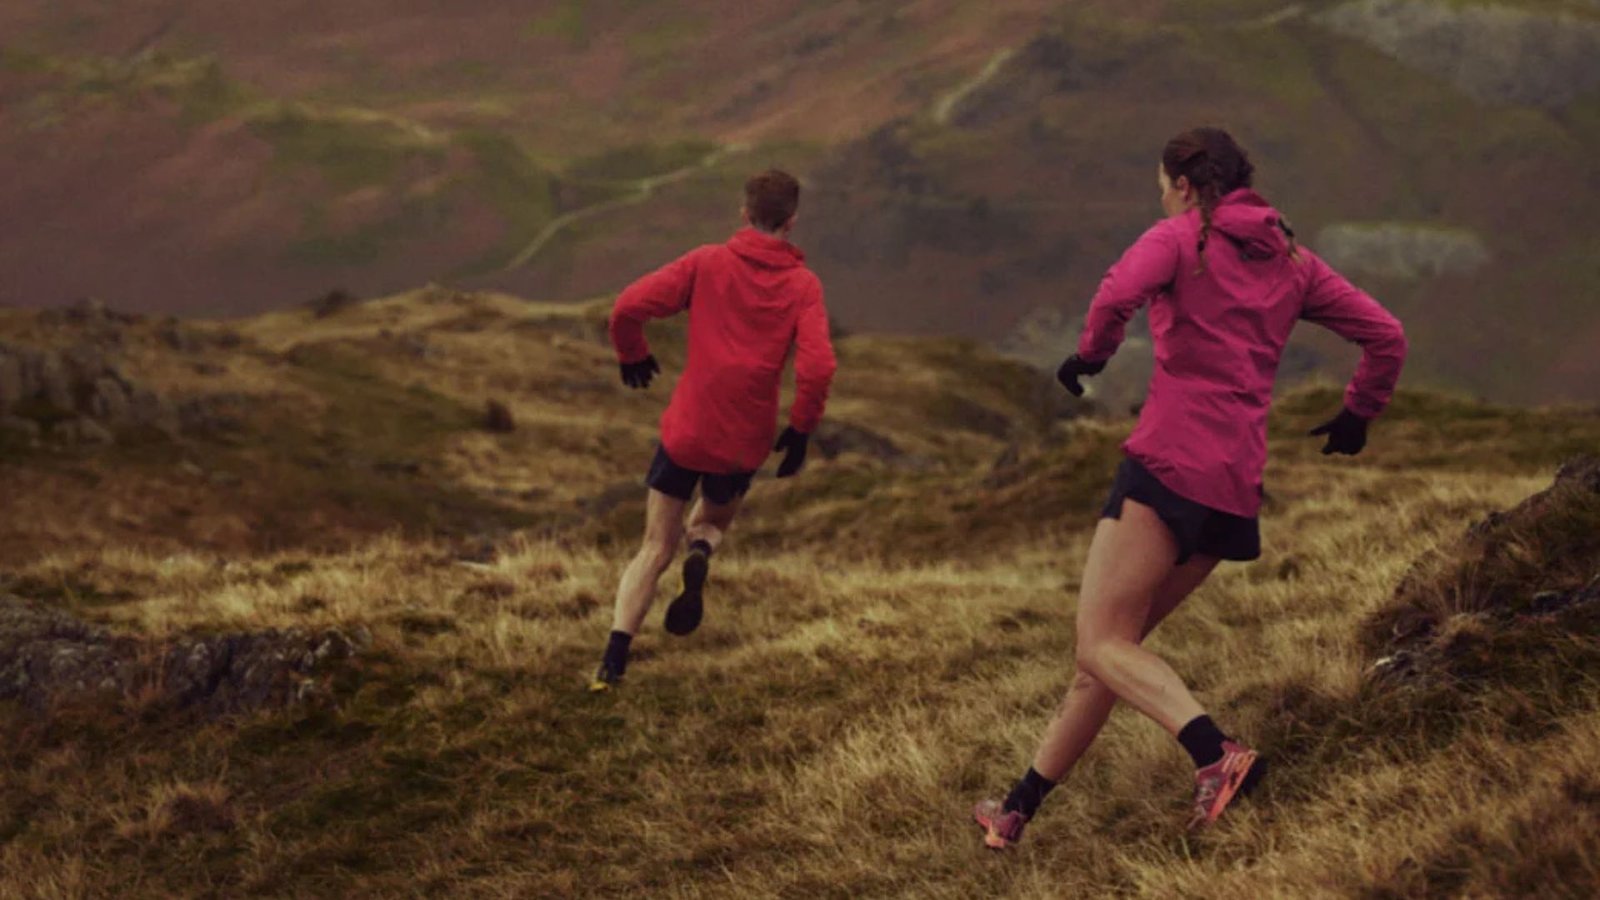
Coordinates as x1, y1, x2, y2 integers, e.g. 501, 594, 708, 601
782, 212, 798, 233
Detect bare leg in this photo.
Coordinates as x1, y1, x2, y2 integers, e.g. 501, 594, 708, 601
1030, 550, 1219, 780
1074, 499, 1210, 735
611, 489, 687, 635
685, 496, 741, 552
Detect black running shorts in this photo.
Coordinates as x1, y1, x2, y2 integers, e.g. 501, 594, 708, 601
645, 445, 754, 506
1101, 457, 1261, 565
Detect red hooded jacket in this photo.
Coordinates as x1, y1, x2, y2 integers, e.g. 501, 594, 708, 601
609, 228, 837, 474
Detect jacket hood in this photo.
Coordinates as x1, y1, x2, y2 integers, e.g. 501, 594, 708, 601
727, 228, 805, 269
1207, 189, 1288, 261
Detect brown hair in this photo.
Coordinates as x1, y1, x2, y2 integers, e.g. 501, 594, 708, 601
1161, 127, 1298, 270
744, 169, 800, 232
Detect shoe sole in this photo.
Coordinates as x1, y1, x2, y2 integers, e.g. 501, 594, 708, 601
664, 552, 708, 636
972, 805, 1015, 850
1190, 749, 1262, 830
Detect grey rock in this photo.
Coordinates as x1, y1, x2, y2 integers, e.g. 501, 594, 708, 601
1314, 223, 1491, 280
0, 594, 362, 715
1316, 0, 1600, 107
90, 376, 132, 422
73, 418, 116, 445
37, 353, 73, 413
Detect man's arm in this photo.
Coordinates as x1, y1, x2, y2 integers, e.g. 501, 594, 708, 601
608, 249, 700, 364
789, 285, 837, 435
773, 284, 837, 478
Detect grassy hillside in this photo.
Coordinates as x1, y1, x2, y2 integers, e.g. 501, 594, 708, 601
2, 291, 1599, 896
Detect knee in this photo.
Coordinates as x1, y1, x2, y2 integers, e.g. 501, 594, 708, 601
1075, 638, 1120, 682
1070, 667, 1106, 695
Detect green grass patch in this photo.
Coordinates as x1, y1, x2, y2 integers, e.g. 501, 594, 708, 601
564, 138, 719, 183
525, 0, 590, 47
251, 104, 443, 189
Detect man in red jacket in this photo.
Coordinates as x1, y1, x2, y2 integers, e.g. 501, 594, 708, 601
591, 169, 838, 692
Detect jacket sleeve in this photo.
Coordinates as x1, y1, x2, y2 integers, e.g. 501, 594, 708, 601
1077, 223, 1181, 363
1299, 252, 1408, 419
608, 249, 700, 363
789, 282, 838, 434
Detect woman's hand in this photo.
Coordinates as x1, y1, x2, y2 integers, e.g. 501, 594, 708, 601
1056, 354, 1107, 397
1309, 407, 1369, 455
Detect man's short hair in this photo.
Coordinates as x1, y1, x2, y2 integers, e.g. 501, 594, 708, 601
745, 170, 800, 231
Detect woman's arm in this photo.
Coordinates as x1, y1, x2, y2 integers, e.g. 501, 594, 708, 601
1299, 252, 1408, 419
1077, 223, 1182, 364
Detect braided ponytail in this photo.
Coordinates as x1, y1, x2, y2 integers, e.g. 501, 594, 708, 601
1192, 162, 1224, 273
1161, 127, 1257, 275
1276, 215, 1302, 262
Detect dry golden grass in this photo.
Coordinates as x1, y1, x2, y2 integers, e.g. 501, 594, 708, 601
3, 291, 1598, 897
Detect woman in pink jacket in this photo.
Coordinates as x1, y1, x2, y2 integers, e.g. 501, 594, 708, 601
974, 127, 1407, 847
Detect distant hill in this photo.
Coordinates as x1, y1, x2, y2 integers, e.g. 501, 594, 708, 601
2, 0, 1597, 403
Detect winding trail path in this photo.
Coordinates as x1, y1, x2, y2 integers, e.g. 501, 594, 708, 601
501, 142, 747, 272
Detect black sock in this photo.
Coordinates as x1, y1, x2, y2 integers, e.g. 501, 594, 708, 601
688, 539, 713, 558
1177, 714, 1229, 768
1001, 767, 1057, 818
603, 630, 633, 675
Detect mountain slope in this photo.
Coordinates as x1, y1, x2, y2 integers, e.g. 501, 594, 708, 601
2, 0, 1597, 403
2, 290, 1600, 896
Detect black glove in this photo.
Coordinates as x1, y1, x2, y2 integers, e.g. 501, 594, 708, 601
773, 427, 809, 478
1056, 354, 1106, 397
1309, 407, 1370, 456
619, 355, 660, 389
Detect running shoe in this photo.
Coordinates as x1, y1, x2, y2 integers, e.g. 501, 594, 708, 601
588, 662, 622, 693
663, 549, 709, 636
972, 798, 1030, 850
1187, 740, 1265, 830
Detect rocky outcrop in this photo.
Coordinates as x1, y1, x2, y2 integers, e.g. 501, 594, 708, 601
0, 339, 179, 443
1314, 223, 1490, 280
0, 302, 187, 447
1367, 456, 1600, 685
1316, 0, 1600, 107
0, 593, 366, 715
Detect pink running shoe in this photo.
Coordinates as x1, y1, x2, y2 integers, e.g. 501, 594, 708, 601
1187, 739, 1264, 830
972, 799, 1030, 850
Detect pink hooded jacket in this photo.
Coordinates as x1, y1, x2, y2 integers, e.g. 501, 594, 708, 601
1078, 189, 1407, 518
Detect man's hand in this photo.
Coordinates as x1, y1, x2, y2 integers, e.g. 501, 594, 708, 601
1056, 354, 1107, 397
620, 355, 661, 389
1309, 407, 1370, 456
773, 427, 809, 478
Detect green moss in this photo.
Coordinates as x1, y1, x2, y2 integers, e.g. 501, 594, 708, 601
525, 0, 590, 47
565, 139, 719, 183
0, 47, 52, 74
452, 130, 560, 272
250, 105, 443, 189
624, 17, 709, 70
